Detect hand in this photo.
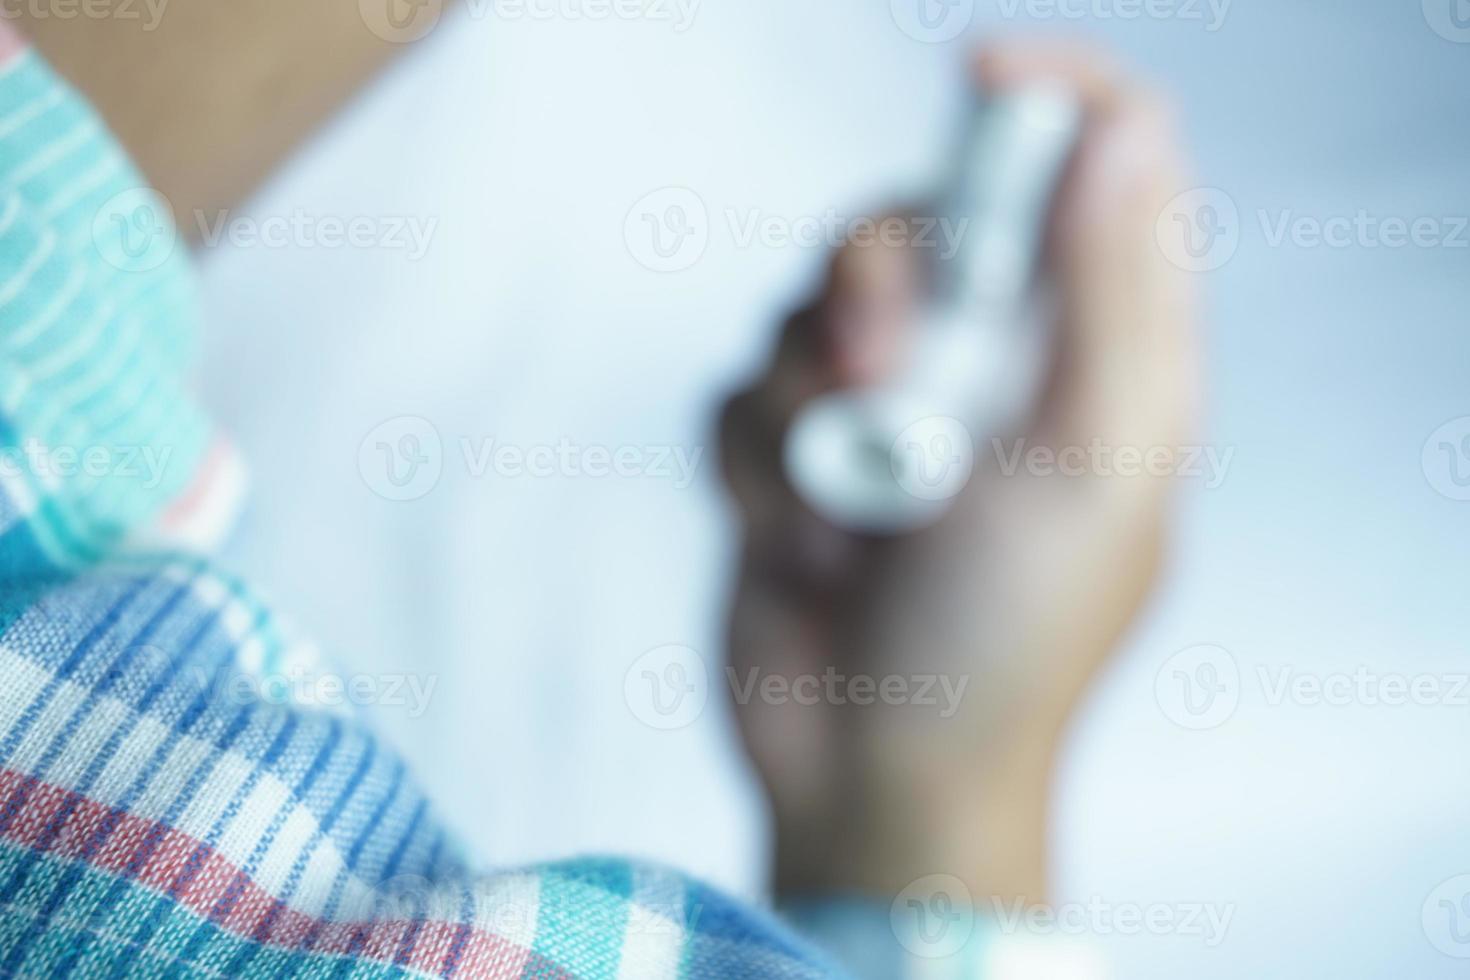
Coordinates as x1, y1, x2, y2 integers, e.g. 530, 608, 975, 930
719, 41, 1198, 903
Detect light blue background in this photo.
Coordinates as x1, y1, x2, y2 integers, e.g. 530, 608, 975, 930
199, 2, 1470, 976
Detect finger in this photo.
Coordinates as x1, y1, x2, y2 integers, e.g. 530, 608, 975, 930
1041, 86, 1199, 458
970, 41, 1200, 482
719, 303, 823, 532
973, 38, 1124, 110
822, 225, 925, 389
719, 322, 874, 595
720, 230, 922, 585
972, 40, 1195, 465
720, 222, 924, 521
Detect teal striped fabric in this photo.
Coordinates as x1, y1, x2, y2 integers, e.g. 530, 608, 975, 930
0, 30, 844, 980
0, 40, 208, 581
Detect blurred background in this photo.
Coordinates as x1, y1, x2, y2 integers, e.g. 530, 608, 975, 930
195, 1, 1469, 976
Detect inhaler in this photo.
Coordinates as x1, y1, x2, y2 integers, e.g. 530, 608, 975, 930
783, 86, 1082, 533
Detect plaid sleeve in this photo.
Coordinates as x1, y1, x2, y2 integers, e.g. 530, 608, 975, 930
0, 35, 241, 584
0, 25, 843, 980
0, 566, 838, 978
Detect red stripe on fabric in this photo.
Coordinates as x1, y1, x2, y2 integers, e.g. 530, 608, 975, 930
0, 768, 536, 975
154, 435, 231, 530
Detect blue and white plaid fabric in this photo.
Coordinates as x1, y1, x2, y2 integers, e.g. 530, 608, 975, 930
0, 31, 848, 978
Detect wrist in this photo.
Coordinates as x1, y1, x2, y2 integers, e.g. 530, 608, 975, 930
771, 736, 1054, 907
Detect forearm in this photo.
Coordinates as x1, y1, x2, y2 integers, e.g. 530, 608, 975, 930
8, 0, 415, 227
